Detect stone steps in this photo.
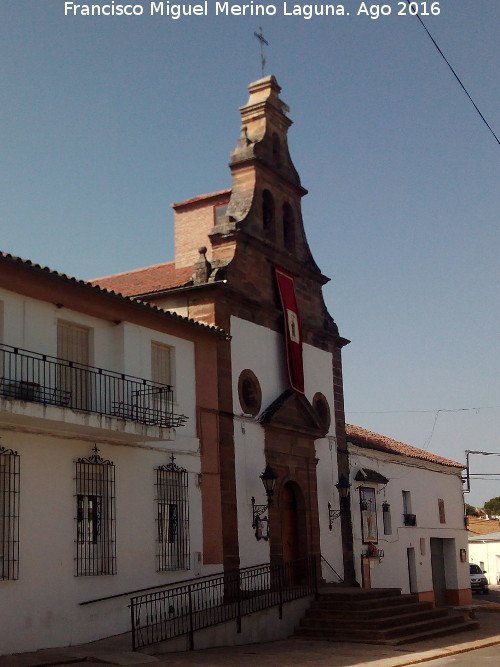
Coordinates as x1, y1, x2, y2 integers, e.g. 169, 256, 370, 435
295, 587, 479, 645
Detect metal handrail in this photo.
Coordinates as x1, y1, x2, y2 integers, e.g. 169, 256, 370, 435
0, 342, 187, 428
130, 556, 318, 650
320, 554, 343, 583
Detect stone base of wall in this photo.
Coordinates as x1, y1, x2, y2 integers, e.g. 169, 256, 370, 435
446, 588, 473, 606
417, 588, 473, 606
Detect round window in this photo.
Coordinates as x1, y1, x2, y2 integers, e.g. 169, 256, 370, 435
313, 392, 331, 431
238, 370, 262, 416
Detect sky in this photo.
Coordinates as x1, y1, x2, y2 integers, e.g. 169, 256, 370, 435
1, 1, 498, 506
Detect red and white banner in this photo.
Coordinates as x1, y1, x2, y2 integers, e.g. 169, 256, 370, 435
274, 266, 304, 394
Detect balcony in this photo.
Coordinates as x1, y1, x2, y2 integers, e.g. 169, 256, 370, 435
0, 343, 187, 442
403, 513, 417, 526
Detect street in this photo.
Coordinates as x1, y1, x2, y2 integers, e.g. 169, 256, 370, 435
415, 644, 500, 665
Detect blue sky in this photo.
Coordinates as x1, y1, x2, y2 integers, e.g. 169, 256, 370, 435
1, 1, 498, 505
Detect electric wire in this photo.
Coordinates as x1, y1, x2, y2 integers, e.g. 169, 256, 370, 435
407, 1, 500, 145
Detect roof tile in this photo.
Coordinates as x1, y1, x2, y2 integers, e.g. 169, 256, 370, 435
346, 423, 464, 469
91, 262, 193, 296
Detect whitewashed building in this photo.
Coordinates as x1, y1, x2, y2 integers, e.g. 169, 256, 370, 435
469, 533, 500, 586
0, 252, 224, 654
346, 424, 471, 606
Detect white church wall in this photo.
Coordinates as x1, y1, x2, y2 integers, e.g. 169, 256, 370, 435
315, 436, 344, 580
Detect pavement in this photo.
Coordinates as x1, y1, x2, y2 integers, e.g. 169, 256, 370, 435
2, 598, 500, 667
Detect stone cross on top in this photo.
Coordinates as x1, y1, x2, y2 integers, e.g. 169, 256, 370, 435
254, 27, 269, 78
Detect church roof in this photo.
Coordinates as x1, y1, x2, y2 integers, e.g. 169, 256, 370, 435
91, 261, 194, 297
346, 424, 464, 469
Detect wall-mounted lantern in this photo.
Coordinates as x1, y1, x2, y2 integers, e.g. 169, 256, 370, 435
251, 464, 278, 540
328, 474, 351, 530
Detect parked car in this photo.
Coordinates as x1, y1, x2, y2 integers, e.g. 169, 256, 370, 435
470, 563, 489, 594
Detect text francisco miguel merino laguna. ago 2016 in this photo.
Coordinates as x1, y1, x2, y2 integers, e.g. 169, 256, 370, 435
63, 2, 443, 20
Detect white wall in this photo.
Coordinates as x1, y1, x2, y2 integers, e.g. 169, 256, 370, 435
348, 444, 469, 594
230, 316, 343, 575
0, 286, 208, 654
469, 538, 500, 585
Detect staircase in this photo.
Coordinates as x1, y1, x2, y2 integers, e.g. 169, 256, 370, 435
295, 586, 479, 645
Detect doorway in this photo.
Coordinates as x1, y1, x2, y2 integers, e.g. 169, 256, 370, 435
281, 482, 300, 563
430, 538, 447, 605
407, 547, 418, 594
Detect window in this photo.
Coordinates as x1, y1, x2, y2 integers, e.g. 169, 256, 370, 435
57, 320, 91, 410
238, 369, 262, 417
156, 457, 190, 571
382, 501, 392, 535
437, 498, 446, 523
151, 341, 173, 387
0, 446, 20, 580
402, 490, 417, 526
75, 450, 116, 576
214, 203, 229, 224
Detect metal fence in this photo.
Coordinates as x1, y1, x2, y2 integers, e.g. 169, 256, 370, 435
130, 556, 318, 650
0, 343, 187, 428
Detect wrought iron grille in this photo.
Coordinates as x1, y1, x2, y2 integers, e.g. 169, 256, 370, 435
130, 556, 317, 650
0, 446, 20, 580
156, 457, 190, 572
75, 451, 116, 576
0, 343, 187, 428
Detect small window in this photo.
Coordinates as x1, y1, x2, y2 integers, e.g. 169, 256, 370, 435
156, 457, 190, 571
382, 501, 392, 535
0, 446, 20, 580
214, 203, 229, 224
438, 498, 446, 524
75, 450, 116, 576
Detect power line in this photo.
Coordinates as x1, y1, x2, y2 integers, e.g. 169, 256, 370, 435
347, 405, 500, 415
407, 1, 500, 146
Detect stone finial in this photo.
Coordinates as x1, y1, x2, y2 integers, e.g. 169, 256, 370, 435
193, 246, 211, 285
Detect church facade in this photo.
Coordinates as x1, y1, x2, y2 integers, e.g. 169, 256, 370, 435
95, 76, 355, 584
0, 76, 473, 656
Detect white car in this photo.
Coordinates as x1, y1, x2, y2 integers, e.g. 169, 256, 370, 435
470, 563, 489, 594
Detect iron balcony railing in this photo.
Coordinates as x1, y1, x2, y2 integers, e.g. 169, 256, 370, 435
0, 343, 187, 428
130, 556, 318, 650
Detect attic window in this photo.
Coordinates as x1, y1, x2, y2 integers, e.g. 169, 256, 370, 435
238, 370, 262, 417
214, 203, 229, 224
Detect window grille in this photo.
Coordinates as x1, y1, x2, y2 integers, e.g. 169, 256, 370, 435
0, 446, 20, 580
75, 450, 116, 576
156, 457, 190, 571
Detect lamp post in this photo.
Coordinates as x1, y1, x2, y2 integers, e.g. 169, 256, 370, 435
328, 474, 351, 530
251, 464, 278, 539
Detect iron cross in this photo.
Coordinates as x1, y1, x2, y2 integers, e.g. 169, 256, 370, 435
254, 27, 269, 77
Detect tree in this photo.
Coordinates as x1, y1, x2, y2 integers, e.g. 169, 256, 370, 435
465, 503, 481, 517
483, 497, 500, 518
